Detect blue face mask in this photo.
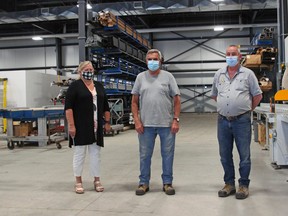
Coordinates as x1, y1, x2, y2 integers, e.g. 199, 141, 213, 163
226, 56, 239, 67
147, 60, 160, 72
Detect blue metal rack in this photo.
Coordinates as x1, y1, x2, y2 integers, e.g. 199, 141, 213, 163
98, 58, 146, 77
94, 75, 135, 95
90, 12, 151, 52
90, 36, 147, 66
0, 107, 65, 149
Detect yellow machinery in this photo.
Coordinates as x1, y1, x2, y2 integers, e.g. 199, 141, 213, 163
271, 89, 288, 167
274, 89, 288, 102
0, 78, 7, 133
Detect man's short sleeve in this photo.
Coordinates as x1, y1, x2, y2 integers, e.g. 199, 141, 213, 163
211, 71, 219, 97
169, 74, 180, 96
131, 74, 141, 95
248, 71, 262, 96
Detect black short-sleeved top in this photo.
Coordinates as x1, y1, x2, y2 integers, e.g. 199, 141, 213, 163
64, 79, 110, 147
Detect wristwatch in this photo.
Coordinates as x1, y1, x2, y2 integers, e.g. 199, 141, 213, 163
173, 117, 180, 123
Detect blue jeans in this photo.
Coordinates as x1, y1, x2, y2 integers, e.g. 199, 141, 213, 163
138, 127, 176, 186
217, 112, 252, 187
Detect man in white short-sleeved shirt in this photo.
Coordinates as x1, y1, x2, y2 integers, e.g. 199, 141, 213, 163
211, 45, 262, 199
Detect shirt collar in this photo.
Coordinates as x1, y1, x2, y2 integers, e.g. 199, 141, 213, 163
219, 65, 245, 74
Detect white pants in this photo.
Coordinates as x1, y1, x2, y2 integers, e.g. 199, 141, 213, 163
73, 144, 101, 177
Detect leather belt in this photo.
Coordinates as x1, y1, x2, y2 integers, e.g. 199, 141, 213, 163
219, 111, 251, 121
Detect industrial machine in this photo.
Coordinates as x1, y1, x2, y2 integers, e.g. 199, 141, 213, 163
270, 90, 288, 167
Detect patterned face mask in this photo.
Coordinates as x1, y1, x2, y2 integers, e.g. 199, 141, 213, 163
82, 71, 94, 80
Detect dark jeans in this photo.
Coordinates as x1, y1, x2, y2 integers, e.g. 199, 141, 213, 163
217, 112, 252, 187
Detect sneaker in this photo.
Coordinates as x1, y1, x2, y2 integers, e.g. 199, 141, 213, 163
236, 186, 249, 199
135, 184, 149, 195
218, 184, 236, 197
163, 184, 175, 195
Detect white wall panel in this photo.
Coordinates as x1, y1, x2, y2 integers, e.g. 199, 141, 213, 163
62, 45, 79, 65
0, 71, 66, 108
25, 72, 64, 107
173, 73, 215, 85
180, 86, 217, 113
0, 39, 78, 70
0, 71, 27, 107
0, 47, 57, 69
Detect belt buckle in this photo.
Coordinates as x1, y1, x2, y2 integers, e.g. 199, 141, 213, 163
226, 116, 235, 121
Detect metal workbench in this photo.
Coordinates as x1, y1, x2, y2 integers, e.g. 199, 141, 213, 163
0, 106, 65, 149
253, 103, 288, 167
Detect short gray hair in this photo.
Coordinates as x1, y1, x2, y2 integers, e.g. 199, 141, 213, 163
146, 49, 162, 61
228, 45, 241, 54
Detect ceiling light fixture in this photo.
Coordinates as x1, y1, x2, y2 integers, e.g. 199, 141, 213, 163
77, 3, 92, 9
32, 36, 43, 41
87, 3, 92, 9
214, 26, 224, 31
211, 0, 224, 2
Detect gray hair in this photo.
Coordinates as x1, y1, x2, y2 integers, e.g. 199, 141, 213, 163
146, 49, 162, 61
228, 45, 241, 54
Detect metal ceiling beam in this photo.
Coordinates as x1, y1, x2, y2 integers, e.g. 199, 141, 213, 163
166, 29, 230, 62
169, 32, 226, 60
136, 23, 278, 33
0, 33, 78, 41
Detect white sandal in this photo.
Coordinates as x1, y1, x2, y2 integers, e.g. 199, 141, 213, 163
75, 183, 84, 194
94, 181, 104, 192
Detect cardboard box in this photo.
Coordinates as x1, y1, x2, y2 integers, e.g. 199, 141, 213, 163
258, 122, 266, 146
245, 54, 262, 65
259, 81, 272, 92
13, 122, 33, 137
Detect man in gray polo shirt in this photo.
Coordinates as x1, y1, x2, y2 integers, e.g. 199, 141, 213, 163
131, 49, 181, 196
211, 45, 262, 199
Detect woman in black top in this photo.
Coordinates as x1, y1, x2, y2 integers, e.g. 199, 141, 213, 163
65, 61, 111, 194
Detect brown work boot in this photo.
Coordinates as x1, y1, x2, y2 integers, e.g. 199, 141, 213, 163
218, 184, 236, 197
163, 184, 175, 195
236, 186, 249, 199
135, 184, 149, 195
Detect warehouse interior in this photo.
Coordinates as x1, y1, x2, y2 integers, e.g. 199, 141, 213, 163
0, 0, 288, 215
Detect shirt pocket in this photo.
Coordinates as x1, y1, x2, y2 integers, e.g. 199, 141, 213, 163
235, 78, 249, 91
160, 83, 169, 95
218, 80, 230, 92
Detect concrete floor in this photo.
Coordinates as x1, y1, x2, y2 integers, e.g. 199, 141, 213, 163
0, 113, 287, 216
